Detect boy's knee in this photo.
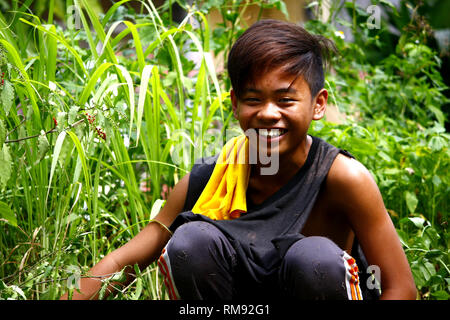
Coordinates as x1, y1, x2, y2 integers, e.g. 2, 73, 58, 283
281, 236, 353, 299
284, 236, 343, 268
163, 221, 237, 299
167, 221, 218, 262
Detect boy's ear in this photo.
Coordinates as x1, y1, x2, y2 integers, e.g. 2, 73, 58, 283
230, 89, 239, 119
312, 88, 328, 120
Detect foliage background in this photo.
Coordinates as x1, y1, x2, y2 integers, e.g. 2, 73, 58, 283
0, 0, 448, 300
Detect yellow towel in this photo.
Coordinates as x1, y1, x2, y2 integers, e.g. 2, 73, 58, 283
192, 135, 250, 220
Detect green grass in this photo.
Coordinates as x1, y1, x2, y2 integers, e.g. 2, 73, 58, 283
0, 0, 229, 300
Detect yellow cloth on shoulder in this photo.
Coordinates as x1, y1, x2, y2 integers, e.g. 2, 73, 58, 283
192, 135, 250, 220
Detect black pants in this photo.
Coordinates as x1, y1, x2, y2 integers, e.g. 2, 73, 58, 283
158, 221, 363, 300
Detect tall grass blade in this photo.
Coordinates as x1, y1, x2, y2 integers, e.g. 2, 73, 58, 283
66, 131, 91, 199
136, 64, 153, 145
46, 130, 66, 202
78, 62, 114, 106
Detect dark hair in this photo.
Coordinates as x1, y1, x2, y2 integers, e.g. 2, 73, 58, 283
227, 19, 337, 99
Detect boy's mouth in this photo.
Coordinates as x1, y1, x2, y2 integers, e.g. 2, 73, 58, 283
257, 128, 287, 138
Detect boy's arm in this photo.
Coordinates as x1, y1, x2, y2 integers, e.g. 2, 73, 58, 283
328, 155, 416, 300
60, 173, 190, 300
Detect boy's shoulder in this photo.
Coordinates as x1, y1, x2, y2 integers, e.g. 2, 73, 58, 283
324, 152, 379, 211
329, 153, 373, 186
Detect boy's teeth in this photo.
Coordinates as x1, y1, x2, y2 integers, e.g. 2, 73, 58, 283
259, 129, 284, 137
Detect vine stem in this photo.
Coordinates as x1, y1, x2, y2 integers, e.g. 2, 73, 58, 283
5, 119, 85, 144
6, 115, 26, 137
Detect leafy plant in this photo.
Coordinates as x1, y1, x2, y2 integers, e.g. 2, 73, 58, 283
307, 0, 448, 299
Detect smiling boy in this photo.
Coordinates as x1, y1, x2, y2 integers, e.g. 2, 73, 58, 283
61, 19, 416, 300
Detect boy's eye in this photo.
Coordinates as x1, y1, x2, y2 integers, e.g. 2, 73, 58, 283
244, 97, 260, 103
279, 98, 295, 103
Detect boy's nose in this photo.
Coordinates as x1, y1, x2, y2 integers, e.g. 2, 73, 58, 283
257, 102, 281, 122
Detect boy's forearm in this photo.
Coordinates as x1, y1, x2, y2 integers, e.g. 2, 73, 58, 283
60, 253, 127, 300
379, 286, 417, 300
60, 277, 104, 300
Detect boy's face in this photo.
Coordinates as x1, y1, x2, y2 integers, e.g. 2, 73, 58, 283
231, 66, 327, 162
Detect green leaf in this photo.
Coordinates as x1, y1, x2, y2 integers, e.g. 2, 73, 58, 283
37, 131, 50, 160
0, 39, 42, 127
428, 105, 446, 126
0, 79, 14, 116
67, 131, 91, 196
380, 0, 399, 15
432, 174, 441, 187
0, 143, 11, 189
425, 249, 443, 259
431, 290, 450, 300
0, 280, 6, 290
274, 0, 289, 19
396, 228, 410, 248
132, 278, 142, 300
98, 281, 108, 300
428, 136, 445, 152
423, 226, 441, 247
136, 64, 153, 146
405, 191, 418, 214
111, 270, 127, 283
411, 261, 426, 287
0, 200, 16, 227
114, 65, 135, 136
407, 217, 426, 229
68, 105, 80, 125
378, 151, 392, 162
9, 285, 26, 300
46, 25, 57, 82
78, 62, 114, 106
150, 199, 165, 220
56, 111, 67, 131
383, 168, 401, 175
47, 131, 66, 201
0, 119, 5, 147
64, 213, 80, 224
419, 260, 436, 282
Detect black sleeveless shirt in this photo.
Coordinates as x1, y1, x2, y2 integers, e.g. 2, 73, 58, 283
169, 135, 379, 299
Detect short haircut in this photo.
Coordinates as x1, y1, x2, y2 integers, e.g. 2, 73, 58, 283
227, 19, 336, 99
